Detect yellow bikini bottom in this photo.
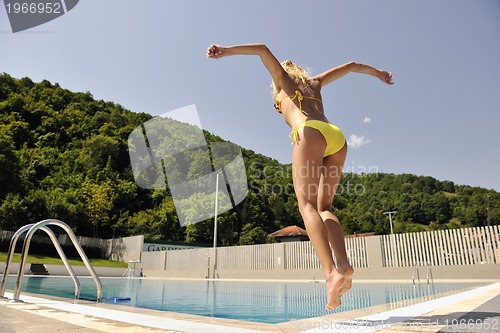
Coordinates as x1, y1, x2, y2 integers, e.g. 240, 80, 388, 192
289, 120, 346, 157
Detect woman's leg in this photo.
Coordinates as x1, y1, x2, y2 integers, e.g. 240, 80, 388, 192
292, 127, 344, 310
317, 143, 354, 297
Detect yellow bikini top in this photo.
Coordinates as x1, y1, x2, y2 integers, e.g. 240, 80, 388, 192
274, 90, 322, 116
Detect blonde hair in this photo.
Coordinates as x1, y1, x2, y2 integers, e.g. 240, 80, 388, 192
271, 60, 311, 96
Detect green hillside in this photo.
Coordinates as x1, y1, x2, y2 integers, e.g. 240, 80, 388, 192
0, 73, 498, 246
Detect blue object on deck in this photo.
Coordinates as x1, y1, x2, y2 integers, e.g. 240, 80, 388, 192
111, 296, 131, 302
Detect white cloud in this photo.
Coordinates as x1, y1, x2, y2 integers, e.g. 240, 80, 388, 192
363, 117, 372, 124
347, 134, 371, 148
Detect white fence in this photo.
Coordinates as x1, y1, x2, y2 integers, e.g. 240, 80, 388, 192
165, 247, 208, 271
4, 225, 498, 275
381, 225, 500, 267
141, 226, 500, 277
234, 236, 369, 271
143, 231, 371, 274
217, 243, 275, 270
346, 236, 369, 268
284, 241, 319, 270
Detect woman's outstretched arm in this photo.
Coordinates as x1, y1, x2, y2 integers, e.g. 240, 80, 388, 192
314, 62, 394, 87
206, 43, 289, 91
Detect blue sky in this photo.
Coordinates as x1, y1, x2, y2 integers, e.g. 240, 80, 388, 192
1, 0, 499, 191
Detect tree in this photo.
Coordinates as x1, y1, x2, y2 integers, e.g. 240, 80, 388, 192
82, 181, 114, 237
0, 131, 21, 198
238, 223, 268, 245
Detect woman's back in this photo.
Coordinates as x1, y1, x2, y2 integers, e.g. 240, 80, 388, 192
274, 78, 329, 129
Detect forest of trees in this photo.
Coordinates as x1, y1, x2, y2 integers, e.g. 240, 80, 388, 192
0, 73, 498, 246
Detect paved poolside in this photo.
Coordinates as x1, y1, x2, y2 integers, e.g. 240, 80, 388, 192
0, 281, 499, 333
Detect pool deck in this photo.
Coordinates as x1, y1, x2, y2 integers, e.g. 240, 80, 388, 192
1, 280, 499, 333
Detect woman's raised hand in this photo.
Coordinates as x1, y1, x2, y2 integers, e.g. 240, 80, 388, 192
206, 44, 227, 59
378, 70, 394, 85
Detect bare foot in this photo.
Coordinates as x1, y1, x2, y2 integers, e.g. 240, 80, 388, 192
339, 264, 354, 297
325, 269, 344, 311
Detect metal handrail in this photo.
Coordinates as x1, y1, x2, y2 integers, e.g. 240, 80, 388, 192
412, 263, 420, 285
1, 224, 32, 298
1, 224, 80, 299
10, 219, 102, 301
426, 263, 434, 284
412, 262, 434, 285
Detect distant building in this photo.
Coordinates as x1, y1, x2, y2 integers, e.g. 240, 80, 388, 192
344, 232, 375, 238
268, 225, 309, 243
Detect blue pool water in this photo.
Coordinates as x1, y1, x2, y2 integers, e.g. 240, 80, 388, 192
4, 277, 481, 324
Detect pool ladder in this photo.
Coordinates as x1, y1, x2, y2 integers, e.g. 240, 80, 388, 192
412, 262, 434, 285
0, 219, 102, 302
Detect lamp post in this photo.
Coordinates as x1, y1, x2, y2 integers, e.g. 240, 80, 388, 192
384, 210, 397, 266
212, 173, 219, 279
487, 194, 491, 227
384, 211, 397, 235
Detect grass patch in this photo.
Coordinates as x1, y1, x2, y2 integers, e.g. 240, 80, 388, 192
0, 252, 127, 268
443, 191, 459, 199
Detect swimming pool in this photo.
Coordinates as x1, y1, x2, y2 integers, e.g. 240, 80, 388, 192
3, 277, 482, 324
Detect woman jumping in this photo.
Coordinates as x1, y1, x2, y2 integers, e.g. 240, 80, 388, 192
207, 43, 393, 310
